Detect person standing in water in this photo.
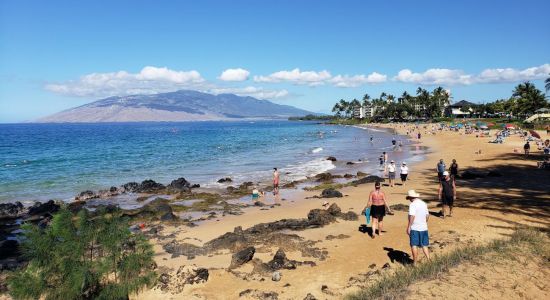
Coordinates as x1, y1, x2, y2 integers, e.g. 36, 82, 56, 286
438, 171, 456, 218
273, 168, 280, 195
367, 182, 390, 238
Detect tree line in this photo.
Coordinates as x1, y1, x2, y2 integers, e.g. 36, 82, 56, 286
332, 79, 549, 120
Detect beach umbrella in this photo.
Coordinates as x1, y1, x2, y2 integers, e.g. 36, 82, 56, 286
529, 130, 541, 139
479, 125, 488, 129
505, 124, 515, 129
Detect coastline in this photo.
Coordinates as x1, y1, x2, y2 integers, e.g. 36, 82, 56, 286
2, 123, 548, 300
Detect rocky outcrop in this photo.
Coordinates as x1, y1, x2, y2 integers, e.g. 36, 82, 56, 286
217, 177, 232, 183
326, 156, 337, 161
137, 179, 165, 193
124, 198, 177, 221
122, 181, 140, 192
157, 266, 209, 293
75, 190, 98, 201
168, 177, 191, 192
28, 200, 60, 216
315, 173, 334, 182
0, 202, 24, 219
320, 188, 343, 198
352, 175, 384, 185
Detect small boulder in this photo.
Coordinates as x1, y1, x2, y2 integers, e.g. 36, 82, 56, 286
138, 179, 165, 193
352, 175, 384, 185
326, 156, 337, 162
0, 201, 24, 218
272, 271, 281, 281
320, 188, 342, 198
326, 203, 342, 215
122, 181, 139, 193
343, 173, 354, 179
346, 161, 355, 165
315, 173, 333, 182
304, 293, 317, 300
357, 171, 367, 177
229, 246, 255, 269
75, 190, 98, 201
217, 177, 232, 183
28, 200, 60, 216
169, 177, 191, 192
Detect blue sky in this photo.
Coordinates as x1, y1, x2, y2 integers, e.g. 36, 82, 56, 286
1, 0, 549, 122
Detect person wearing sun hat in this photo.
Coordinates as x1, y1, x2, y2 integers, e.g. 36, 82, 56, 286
406, 190, 430, 264
438, 170, 456, 219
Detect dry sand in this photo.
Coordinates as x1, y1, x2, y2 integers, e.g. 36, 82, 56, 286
134, 124, 550, 300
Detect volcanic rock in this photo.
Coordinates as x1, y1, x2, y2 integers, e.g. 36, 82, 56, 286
320, 188, 343, 198
229, 246, 256, 269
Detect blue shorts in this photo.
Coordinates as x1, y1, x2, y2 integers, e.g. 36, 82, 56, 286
410, 230, 429, 247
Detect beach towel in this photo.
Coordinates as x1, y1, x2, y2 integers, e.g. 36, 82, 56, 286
365, 207, 371, 225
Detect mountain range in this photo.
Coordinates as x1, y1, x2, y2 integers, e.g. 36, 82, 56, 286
36, 90, 313, 122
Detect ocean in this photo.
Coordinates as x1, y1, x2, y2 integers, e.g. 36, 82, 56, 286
0, 121, 423, 203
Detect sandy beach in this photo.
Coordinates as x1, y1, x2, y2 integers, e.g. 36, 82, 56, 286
131, 123, 550, 300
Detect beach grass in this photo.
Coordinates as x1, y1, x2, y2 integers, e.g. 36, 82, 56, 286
345, 227, 549, 300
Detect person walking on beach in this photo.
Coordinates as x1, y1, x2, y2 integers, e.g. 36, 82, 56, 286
406, 190, 430, 264
524, 141, 530, 157
436, 159, 446, 182
387, 160, 396, 187
400, 162, 409, 185
273, 168, 280, 195
438, 171, 456, 218
367, 181, 390, 238
449, 159, 458, 182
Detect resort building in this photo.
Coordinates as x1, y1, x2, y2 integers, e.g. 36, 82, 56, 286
445, 100, 476, 117
352, 104, 375, 119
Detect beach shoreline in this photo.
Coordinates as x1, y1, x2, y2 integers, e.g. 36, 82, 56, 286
2, 123, 548, 300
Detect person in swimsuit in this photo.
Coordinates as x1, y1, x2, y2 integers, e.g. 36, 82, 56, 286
273, 168, 280, 195
367, 181, 392, 238
449, 159, 458, 182
438, 171, 456, 218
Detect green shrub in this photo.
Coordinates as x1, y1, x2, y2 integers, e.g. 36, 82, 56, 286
9, 208, 156, 300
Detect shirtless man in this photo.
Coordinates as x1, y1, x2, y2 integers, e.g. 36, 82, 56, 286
273, 168, 280, 195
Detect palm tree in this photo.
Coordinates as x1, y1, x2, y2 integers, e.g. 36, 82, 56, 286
362, 94, 371, 107
332, 103, 342, 117
386, 94, 395, 104
512, 82, 547, 115
545, 73, 550, 92
338, 99, 349, 117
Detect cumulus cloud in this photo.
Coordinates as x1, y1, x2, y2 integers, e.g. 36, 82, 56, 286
254, 68, 332, 86
476, 64, 550, 83
45, 66, 206, 98
394, 64, 550, 85
219, 68, 250, 81
209, 86, 289, 99
330, 72, 387, 87
394, 68, 474, 85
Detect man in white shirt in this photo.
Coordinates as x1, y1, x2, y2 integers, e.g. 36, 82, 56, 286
406, 190, 430, 263
387, 160, 396, 187
400, 162, 409, 186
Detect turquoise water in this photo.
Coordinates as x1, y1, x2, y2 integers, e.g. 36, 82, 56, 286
0, 121, 418, 202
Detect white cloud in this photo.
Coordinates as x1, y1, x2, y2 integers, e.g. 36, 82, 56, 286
45, 66, 206, 98
330, 72, 387, 87
254, 68, 332, 86
209, 86, 289, 99
219, 68, 250, 81
394, 68, 474, 85
394, 64, 550, 85
476, 64, 550, 83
